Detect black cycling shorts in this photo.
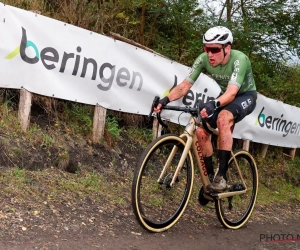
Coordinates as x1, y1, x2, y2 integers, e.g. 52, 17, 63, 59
206, 90, 257, 129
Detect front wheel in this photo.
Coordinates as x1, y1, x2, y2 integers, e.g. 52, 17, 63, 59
215, 150, 258, 229
131, 134, 194, 233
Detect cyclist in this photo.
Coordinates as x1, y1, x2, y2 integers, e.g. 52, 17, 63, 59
154, 26, 257, 193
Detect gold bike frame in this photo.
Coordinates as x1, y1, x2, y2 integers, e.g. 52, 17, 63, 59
158, 115, 248, 200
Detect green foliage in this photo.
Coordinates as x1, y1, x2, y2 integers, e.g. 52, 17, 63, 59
28, 123, 41, 135
0, 100, 14, 122
253, 146, 300, 205
149, 0, 205, 64
12, 167, 26, 179
62, 103, 93, 135
78, 170, 102, 191
127, 127, 153, 147
252, 54, 300, 106
106, 116, 122, 139
258, 183, 300, 205
285, 158, 300, 186
41, 134, 56, 148
0, 100, 20, 132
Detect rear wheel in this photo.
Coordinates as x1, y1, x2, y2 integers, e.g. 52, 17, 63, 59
215, 150, 258, 229
131, 134, 194, 232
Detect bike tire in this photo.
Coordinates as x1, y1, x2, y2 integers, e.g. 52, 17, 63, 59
131, 134, 194, 233
215, 150, 258, 229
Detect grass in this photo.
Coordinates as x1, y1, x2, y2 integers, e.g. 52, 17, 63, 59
126, 126, 153, 148
255, 154, 300, 206
1, 155, 298, 212
0, 166, 132, 207
257, 183, 300, 205
0, 98, 299, 220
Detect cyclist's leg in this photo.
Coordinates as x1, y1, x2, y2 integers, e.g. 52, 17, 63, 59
206, 110, 234, 192
207, 91, 257, 193
216, 110, 235, 177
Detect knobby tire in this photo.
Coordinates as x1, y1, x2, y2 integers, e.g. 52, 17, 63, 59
131, 134, 194, 232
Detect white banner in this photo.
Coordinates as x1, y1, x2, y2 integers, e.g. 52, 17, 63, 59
0, 3, 220, 112
234, 94, 300, 148
0, 3, 299, 148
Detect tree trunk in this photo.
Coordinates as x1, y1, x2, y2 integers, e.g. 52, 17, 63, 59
140, 2, 146, 45
226, 0, 233, 22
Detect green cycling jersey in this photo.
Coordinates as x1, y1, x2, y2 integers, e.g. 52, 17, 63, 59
186, 50, 256, 94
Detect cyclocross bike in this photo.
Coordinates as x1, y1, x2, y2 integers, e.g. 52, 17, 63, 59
131, 96, 258, 232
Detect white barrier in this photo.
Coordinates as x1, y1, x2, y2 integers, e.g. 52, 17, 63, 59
0, 3, 299, 148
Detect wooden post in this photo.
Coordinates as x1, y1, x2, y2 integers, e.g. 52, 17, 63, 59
242, 140, 250, 151
152, 117, 163, 139
289, 148, 296, 160
152, 118, 159, 139
157, 124, 162, 138
260, 144, 269, 158
18, 89, 32, 131
92, 104, 107, 144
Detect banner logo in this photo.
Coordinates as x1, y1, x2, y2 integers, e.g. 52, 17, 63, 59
256, 107, 300, 137
5, 27, 143, 92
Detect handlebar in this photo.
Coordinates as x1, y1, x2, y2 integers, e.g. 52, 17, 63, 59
149, 96, 205, 128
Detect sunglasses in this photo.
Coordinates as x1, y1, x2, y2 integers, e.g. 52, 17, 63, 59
204, 46, 225, 54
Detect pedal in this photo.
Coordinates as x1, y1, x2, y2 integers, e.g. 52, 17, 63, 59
204, 190, 219, 199
228, 183, 245, 192
205, 185, 229, 197
198, 187, 210, 206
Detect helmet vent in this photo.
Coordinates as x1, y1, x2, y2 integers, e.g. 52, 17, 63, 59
204, 34, 220, 42
218, 34, 229, 41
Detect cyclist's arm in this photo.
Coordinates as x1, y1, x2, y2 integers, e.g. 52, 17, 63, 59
168, 53, 206, 101
167, 80, 192, 101
154, 54, 205, 112
154, 80, 192, 112
216, 84, 239, 107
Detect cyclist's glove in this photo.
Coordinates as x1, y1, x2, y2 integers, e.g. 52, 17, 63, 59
158, 96, 170, 107
204, 100, 219, 117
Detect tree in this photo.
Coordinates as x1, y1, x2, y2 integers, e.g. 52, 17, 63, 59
150, 0, 205, 64
200, 0, 300, 62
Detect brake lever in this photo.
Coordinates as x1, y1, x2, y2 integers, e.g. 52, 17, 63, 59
149, 96, 168, 128
149, 96, 160, 117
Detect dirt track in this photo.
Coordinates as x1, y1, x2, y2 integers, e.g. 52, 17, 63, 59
1, 202, 299, 250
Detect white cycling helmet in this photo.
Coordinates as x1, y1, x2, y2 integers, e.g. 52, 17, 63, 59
203, 26, 233, 45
